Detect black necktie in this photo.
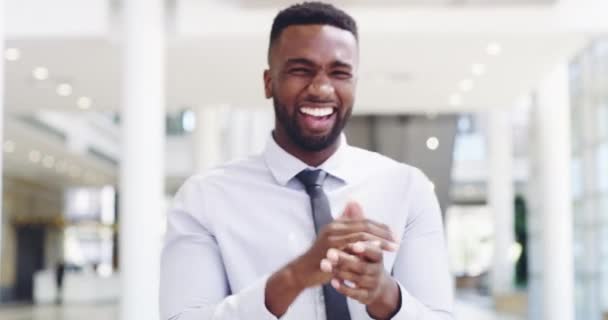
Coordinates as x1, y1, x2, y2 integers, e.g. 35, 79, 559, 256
296, 169, 351, 320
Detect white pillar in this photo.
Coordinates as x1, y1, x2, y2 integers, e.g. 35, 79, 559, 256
535, 63, 574, 320
194, 106, 223, 173
228, 108, 251, 160
487, 109, 515, 296
120, 1, 165, 319
0, 0, 5, 283
250, 108, 274, 154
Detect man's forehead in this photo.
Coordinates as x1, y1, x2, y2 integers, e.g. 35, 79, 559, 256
271, 24, 358, 64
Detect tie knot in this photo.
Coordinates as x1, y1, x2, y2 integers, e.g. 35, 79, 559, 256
296, 169, 327, 189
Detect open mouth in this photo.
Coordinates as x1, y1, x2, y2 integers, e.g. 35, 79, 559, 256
297, 107, 337, 132
299, 106, 335, 118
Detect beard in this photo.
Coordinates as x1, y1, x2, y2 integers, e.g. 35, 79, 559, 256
273, 98, 351, 152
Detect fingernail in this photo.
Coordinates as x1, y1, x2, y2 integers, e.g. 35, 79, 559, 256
372, 240, 382, 247
344, 280, 356, 288
320, 259, 332, 273
387, 242, 399, 251
331, 279, 340, 289
327, 249, 339, 261
353, 242, 365, 253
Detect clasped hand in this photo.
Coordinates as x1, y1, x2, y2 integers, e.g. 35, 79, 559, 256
291, 201, 400, 313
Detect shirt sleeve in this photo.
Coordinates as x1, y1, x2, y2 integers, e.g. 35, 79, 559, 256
388, 168, 454, 320
159, 177, 278, 320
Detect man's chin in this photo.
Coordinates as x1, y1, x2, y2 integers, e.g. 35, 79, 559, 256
294, 133, 338, 152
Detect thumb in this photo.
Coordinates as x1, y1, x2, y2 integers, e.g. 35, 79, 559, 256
342, 201, 365, 220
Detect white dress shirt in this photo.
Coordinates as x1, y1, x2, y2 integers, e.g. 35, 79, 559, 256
160, 134, 454, 320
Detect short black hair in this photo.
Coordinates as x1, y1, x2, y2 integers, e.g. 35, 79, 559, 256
269, 2, 358, 54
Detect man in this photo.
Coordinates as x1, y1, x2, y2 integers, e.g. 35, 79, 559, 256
160, 2, 453, 320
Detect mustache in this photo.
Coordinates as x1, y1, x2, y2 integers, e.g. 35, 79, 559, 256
300, 98, 337, 104
298, 99, 339, 110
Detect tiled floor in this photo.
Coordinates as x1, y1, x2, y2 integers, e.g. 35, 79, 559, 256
0, 297, 524, 320
0, 303, 116, 320
454, 291, 524, 320
454, 301, 523, 320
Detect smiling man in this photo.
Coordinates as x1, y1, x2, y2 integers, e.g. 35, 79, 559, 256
160, 2, 453, 320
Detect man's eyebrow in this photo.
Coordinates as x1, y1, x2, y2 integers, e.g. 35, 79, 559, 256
284, 58, 317, 67
285, 58, 353, 70
330, 60, 353, 69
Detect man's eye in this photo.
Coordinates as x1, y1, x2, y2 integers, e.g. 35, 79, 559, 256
289, 68, 312, 75
332, 71, 352, 79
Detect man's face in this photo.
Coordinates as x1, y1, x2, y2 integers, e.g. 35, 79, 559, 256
264, 24, 358, 151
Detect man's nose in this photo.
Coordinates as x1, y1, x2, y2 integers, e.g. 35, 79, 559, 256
307, 73, 335, 99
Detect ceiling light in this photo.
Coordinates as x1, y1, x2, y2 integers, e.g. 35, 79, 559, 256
56, 83, 73, 97
459, 79, 474, 92
486, 42, 502, 56
29, 150, 41, 163
509, 242, 523, 263
42, 155, 55, 168
472, 63, 486, 76
182, 110, 196, 132
3, 140, 15, 153
5, 48, 20, 61
77, 96, 92, 109
458, 115, 473, 133
449, 94, 462, 107
32, 67, 49, 80
426, 137, 440, 150
97, 264, 113, 278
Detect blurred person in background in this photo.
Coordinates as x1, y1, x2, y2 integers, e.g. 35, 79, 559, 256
160, 2, 453, 319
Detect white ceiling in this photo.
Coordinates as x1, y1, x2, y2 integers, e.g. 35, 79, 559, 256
3, 0, 595, 115
0, 0, 599, 190
225, 0, 557, 8
168, 33, 583, 114
4, 32, 584, 114
5, 0, 603, 115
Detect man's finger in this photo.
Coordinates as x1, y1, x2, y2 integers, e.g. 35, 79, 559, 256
341, 201, 365, 220
331, 278, 371, 304
327, 248, 359, 265
348, 241, 384, 263
329, 219, 397, 243
333, 269, 376, 289
327, 248, 383, 278
326, 249, 367, 274
330, 233, 398, 252
320, 258, 333, 273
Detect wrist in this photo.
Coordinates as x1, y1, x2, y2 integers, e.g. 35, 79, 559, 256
288, 253, 321, 290
265, 263, 306, 317
284, 260, 307, 293
367, 275, 401, 320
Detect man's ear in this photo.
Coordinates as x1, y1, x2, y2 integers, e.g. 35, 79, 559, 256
263, 69, 272, 99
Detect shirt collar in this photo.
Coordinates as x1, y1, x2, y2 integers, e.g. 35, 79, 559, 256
263, 132, 352, 186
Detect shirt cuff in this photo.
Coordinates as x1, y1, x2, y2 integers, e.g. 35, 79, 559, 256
389, 281, 420, 320
236, 274, 280, 320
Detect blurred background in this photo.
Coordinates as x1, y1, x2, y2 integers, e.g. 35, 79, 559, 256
0, 0, 606, 319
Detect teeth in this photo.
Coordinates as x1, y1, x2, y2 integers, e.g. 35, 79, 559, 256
300, 107, 334, 117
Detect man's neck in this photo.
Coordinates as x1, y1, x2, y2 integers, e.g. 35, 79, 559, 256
272, 131, 340, 167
